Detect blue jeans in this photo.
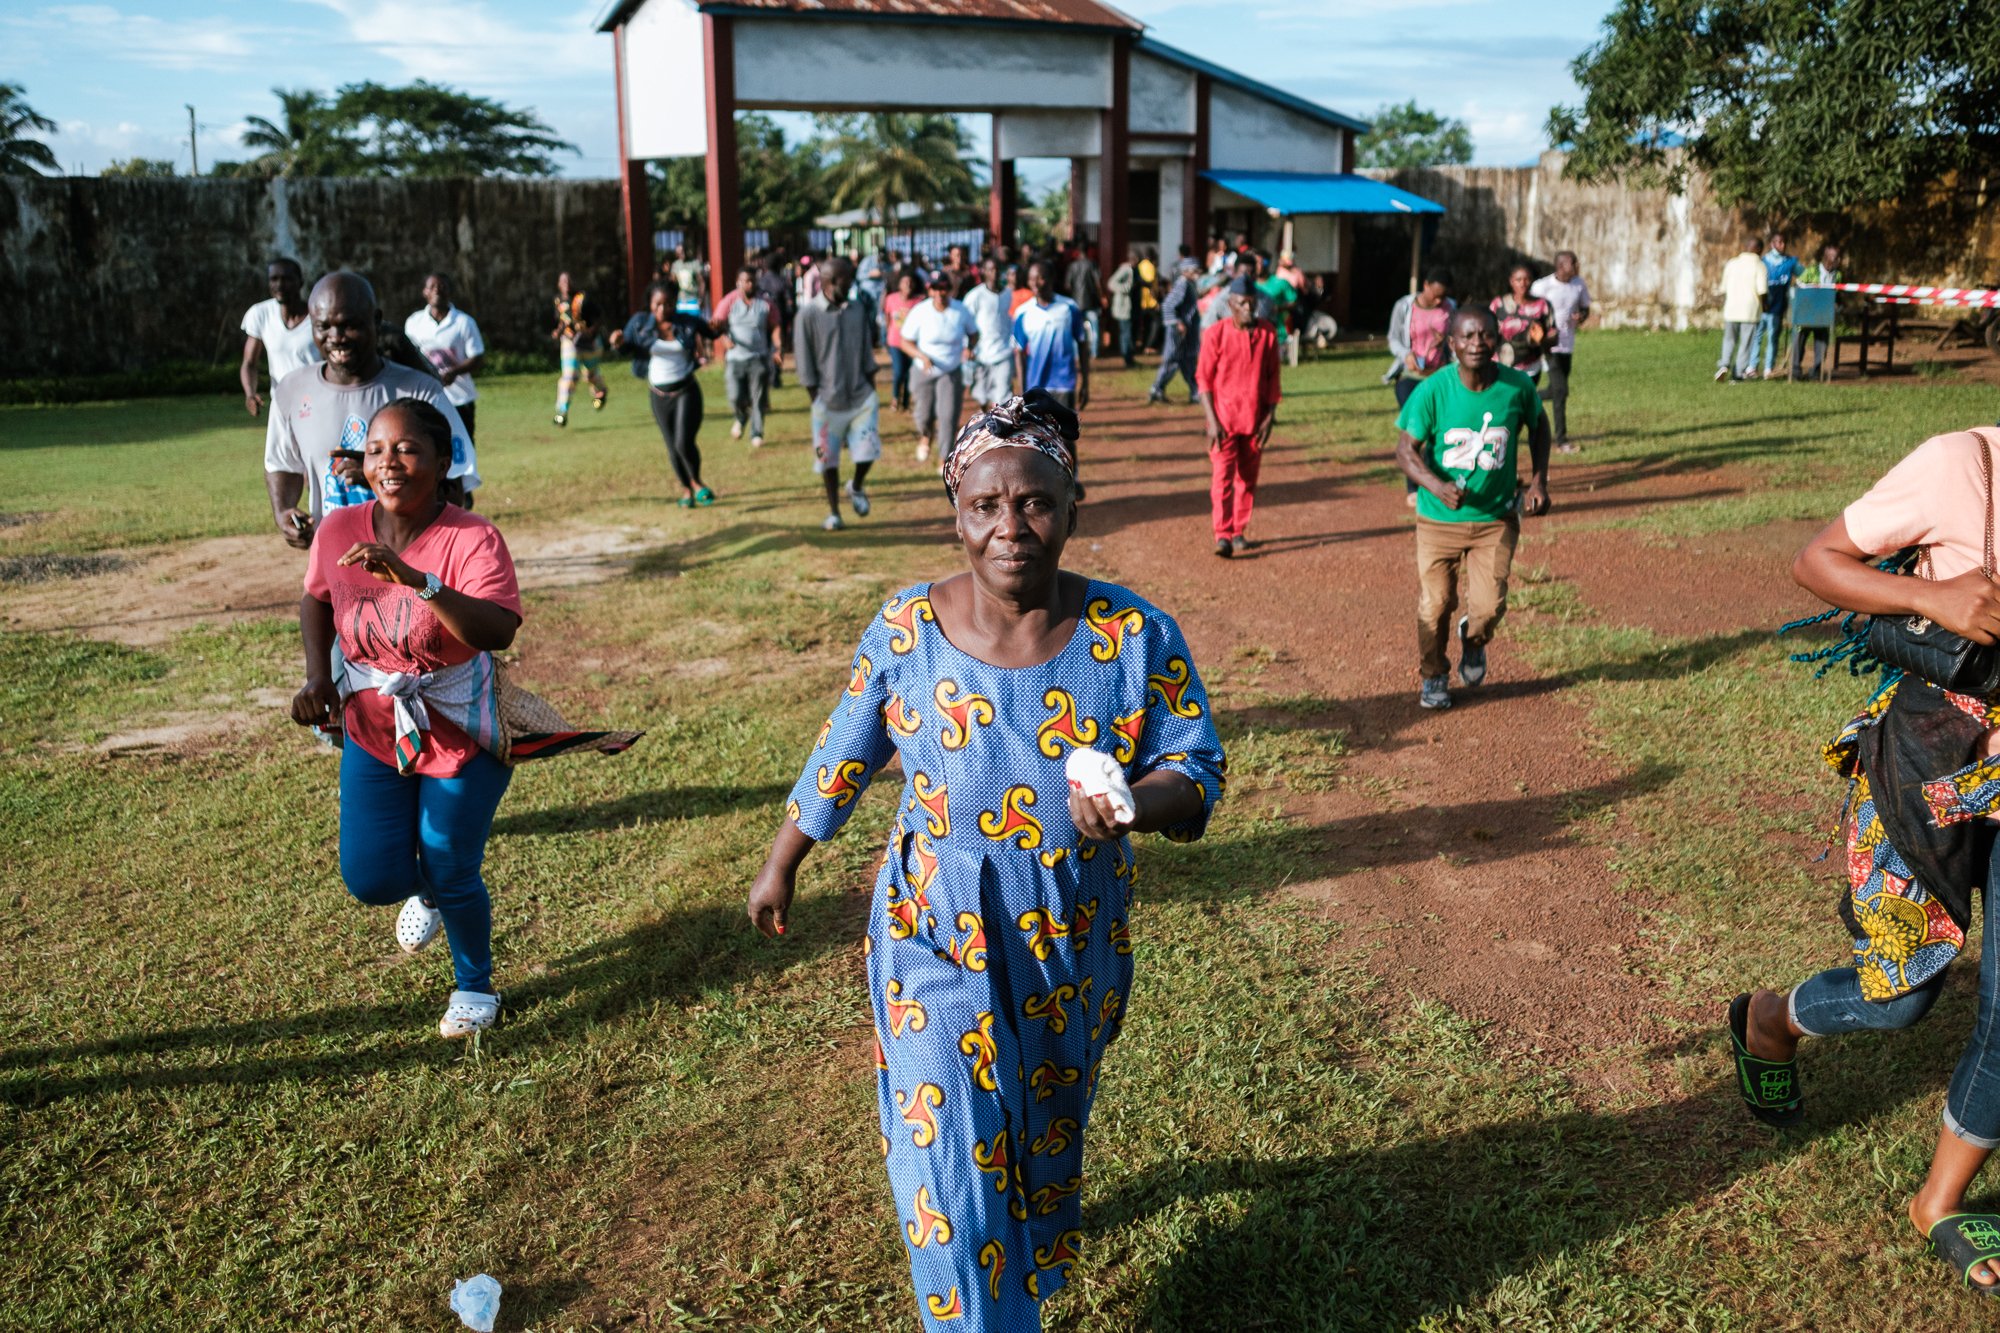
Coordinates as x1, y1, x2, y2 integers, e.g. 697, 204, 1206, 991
339, 738, 512, 994
1789, 837, 2000, 1148
1754, 311, 1784, 373
1151, 325, 1197, 399
888, 347, 912, 407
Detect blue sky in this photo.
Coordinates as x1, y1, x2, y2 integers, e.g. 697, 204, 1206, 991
9, 0, 1614, 178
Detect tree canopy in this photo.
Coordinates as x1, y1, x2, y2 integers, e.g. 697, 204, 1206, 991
816, 113, 980, 224
101, 158, 177, 177
1548, 0, 2000, 218
650, 113, 829, 234
213, 82, 574, 179
1357, 101, 1473, 170
1, 84, 59, 177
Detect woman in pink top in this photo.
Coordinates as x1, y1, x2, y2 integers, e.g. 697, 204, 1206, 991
291, 397, 525, 1039
882, 271, 923, 414
1734, 426, 2000, 1290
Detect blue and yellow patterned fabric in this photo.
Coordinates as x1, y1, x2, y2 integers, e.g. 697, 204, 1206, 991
1825, 680, 2000, 998
787, 579, 1225, 1332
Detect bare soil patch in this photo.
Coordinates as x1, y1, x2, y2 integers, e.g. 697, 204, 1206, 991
1071, 381, 1781, 1058
2, 523, 668, 646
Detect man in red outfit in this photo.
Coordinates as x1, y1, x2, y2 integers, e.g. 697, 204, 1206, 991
1195, 278, 1281, 557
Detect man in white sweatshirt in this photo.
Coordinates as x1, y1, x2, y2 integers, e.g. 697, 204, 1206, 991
1716, 236, 1769, 382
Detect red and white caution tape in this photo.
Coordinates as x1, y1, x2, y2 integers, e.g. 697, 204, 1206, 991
1833, 283, 2000, 307
1868, 294, 1993, 309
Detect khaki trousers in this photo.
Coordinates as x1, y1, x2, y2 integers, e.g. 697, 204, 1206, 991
1414, 515, 1519, 679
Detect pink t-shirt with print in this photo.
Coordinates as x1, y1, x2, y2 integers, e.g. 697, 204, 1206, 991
305, 502, 523, 777
1409, 302, 1452, 372
1844, 427, 2000, 579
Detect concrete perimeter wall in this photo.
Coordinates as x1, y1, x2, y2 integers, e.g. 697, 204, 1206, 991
0, 176, 626, 377
1354, 153, 2000, 331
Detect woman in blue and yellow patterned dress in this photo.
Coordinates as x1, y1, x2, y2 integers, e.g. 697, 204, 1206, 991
747, 392, 1226, 1332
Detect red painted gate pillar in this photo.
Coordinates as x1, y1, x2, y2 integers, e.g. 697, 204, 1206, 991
613, 24, 653, 313
1100, 36, 1131, 279
703, 13, 742, 312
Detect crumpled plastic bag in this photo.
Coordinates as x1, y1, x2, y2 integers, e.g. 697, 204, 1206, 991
1064, 747, 1136, 823
450, 1274, 502, 1332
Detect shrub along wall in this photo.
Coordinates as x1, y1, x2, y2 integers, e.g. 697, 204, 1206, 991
0, 176, 626, 377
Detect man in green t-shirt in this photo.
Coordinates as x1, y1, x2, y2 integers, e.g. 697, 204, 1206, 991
1395, 306, 1552, 711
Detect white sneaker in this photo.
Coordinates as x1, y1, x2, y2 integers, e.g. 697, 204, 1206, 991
730, 421, 743, 439
439, 990, 500, 1039
822, 512, 845, 531
396, 896, 442, 953
846, 482, 871, 517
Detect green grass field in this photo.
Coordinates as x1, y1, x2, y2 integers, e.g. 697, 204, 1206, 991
5, 335, 2000, 1330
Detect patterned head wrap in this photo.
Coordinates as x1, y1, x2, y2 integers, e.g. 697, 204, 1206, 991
941, 390, 1080, 507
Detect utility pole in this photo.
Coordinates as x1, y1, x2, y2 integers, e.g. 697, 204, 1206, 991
187, 104, 198, 175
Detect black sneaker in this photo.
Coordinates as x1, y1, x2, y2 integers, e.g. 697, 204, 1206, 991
1457, 616, 1487, 687
1214, 539, 1232, 559
1419, 675, 1452, 710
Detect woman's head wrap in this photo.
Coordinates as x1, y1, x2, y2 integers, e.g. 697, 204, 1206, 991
941, 390, 1080, 507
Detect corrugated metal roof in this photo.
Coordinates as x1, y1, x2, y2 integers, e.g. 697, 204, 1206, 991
1203, 170, 1446, 217
599, 0, 1141, 32
711, 0, 1139, 23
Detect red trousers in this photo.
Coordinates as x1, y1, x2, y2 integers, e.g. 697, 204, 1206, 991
1209, 432, 1263, 541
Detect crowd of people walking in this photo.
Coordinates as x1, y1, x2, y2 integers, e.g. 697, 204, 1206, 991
227, 221, 2000, 1325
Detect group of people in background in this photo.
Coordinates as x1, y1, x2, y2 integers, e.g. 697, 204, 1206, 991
1717, 232, 1845, 382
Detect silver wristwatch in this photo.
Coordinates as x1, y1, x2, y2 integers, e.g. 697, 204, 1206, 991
416, 571, 443, 601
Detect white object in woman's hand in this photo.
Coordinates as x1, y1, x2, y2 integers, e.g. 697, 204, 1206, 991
1065, 748, 1136, 824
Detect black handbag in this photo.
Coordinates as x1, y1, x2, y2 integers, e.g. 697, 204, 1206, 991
1866, 439, 2000, 695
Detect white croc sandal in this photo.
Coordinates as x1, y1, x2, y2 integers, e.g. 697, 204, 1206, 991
396, 896, 443, 953
439, 990, 501, 1040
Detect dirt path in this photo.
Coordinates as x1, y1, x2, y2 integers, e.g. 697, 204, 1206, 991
1068, 376, 1800, 1062
13, 373, 1789, 1064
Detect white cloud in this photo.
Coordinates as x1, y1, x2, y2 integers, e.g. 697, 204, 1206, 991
298, 0, 605, 87
47, 116, 192, 173
10, 4, 260, 69
1459, 100, 1548, 165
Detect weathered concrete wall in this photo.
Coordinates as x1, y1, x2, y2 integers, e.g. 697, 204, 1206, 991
0, 176, 626, 376
1350, 152, 2000, 330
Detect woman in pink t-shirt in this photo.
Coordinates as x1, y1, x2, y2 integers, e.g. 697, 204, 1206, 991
1733, 426, 2000, 1290
882, 272, 923, 413
292, 398, 525, 1040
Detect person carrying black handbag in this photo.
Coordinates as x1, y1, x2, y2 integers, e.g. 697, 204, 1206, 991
1733, 423, 2000, 1294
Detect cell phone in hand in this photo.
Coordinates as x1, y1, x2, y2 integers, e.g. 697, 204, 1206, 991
331, 448, 364, 462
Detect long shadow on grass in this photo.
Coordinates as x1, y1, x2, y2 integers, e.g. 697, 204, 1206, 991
491, 782, 792, 836
1094, 968, 1983, 1329
0, 891, 865, 1105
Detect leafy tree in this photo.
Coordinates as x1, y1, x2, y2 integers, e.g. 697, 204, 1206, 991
221, 88, 362, 178
101, 158, 176, 177
1, 83, 59, 177
330, 81, 574, 177
216, 82, 571, 178
1357, 101, 1473, 169
816, 113, 979, 225
1549, 0, 2000, 217
649, 113, 828, 234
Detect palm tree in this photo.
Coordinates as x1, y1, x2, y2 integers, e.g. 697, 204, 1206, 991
817, 113, 979, 225
0, 84, 59, 177
236, 88, 360, 177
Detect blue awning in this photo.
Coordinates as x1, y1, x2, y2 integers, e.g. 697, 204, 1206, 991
1201, 170, 1445, 217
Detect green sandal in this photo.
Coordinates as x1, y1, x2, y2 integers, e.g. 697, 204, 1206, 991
1927, 1214, 2000, 1295
1727, 993, 1802, 1127
694, 487, 716, 507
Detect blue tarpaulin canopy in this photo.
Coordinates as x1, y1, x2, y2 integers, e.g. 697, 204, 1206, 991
1201, 170, 1445, 217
